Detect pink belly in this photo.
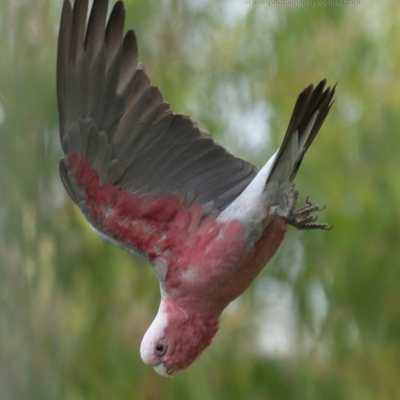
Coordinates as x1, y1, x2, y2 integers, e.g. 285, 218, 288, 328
164, 217, 287, 314
215, 217, 287, 306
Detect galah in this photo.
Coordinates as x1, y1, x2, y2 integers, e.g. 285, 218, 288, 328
57, 0, 335, 376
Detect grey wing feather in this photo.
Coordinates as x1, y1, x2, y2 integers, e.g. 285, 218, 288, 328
57, 0, 258, 218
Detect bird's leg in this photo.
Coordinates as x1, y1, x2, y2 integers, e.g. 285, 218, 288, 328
285, 189, 332, 231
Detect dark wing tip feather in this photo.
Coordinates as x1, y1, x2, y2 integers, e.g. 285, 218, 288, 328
120, 29, 139, 83
57, 0, 74, 135
69, 0, 89, 64
105, 1, 126, 58
85, 0, 108, 61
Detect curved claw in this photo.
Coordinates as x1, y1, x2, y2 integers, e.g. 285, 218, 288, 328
285, 191, 331, 231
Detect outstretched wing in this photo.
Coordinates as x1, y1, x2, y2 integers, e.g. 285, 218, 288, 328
57, 0, 258, 263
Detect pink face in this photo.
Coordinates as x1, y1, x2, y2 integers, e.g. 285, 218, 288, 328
140, 302, 219, 375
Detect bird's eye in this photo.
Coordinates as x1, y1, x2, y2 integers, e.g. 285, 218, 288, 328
155, 343, 167, 356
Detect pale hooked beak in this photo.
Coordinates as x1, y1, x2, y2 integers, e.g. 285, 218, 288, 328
153, 362, 173, 377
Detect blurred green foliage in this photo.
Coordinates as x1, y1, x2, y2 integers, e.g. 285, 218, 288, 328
1, 0, 400, 399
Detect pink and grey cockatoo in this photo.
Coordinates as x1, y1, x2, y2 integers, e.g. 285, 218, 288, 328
57, 0, 335, 376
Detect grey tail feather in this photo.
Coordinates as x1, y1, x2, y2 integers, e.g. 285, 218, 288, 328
266, 79, 336, 188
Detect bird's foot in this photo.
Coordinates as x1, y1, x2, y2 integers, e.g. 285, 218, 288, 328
285, 190, 331, 231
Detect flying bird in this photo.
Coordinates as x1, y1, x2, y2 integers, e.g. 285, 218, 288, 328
57, 0, 335, 376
